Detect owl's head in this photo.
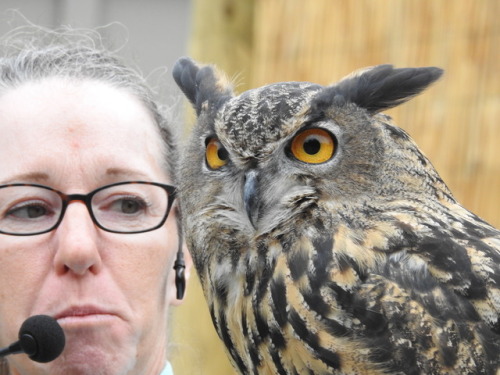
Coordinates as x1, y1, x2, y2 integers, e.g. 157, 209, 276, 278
173, 58, 444, 242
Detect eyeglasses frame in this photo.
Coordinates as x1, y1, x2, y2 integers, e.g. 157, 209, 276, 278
0, 181, 177, 236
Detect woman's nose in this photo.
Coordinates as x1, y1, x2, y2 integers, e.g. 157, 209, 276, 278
53, 202, 103, 276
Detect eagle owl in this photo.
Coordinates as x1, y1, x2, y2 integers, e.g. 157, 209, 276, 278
173, 58, 500, 374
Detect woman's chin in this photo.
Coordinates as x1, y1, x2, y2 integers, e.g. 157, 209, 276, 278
46, 323, 137, 375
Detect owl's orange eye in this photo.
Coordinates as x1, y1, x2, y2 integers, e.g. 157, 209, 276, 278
205, 138, 229, 170
290, 128, 336, 164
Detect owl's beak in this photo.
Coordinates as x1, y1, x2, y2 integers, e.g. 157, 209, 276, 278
243, 169, 259, 227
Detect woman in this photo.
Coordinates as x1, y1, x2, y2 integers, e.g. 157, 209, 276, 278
0, 26, 191, 375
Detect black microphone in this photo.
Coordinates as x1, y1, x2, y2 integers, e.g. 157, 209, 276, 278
0, 315, 65, 363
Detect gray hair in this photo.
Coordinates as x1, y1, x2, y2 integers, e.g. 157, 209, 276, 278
0, 25, 178, 183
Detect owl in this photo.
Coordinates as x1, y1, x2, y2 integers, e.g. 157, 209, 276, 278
173, 58, 500, 374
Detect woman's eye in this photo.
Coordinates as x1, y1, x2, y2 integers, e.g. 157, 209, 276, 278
109, 198, 147, 214
289, 128, 336, 164
7, 202, 51, 219
205, 138, 229, 170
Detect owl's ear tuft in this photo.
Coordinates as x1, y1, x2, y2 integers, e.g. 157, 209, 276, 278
329, 65, 444, 113
172, 57, 199, 107
172, 57, 233, 115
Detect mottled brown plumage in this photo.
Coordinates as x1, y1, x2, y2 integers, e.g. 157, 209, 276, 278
173, 57, 500, 374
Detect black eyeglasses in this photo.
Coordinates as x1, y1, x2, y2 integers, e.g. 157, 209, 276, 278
0, 181, 176, 236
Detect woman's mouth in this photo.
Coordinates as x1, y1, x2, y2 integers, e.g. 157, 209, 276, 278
54, 305, 118, 326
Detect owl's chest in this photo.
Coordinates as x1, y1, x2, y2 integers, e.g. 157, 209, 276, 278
207, 232, 367, 374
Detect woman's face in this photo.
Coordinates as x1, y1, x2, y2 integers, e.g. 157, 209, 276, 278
0, 78, 181, 375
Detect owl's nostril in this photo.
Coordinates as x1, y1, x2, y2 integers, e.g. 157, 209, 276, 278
243, 170, 259, 227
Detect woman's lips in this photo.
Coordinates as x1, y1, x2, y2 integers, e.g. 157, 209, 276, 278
54, 305, 118, 325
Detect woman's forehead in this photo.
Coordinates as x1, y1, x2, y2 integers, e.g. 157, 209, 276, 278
0, 78, 168, 187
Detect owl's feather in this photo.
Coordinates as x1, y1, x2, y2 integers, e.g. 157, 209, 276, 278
174, 57, 500, 374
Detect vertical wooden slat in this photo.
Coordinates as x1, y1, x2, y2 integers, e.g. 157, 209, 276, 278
190, 0, 255, 88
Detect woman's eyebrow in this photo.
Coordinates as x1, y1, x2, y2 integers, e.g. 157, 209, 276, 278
0, 172, 50, 185
0, 168, 154, 186
105, 167, 151, 180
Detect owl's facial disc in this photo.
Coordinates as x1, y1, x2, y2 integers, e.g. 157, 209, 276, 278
243, 169, 259, 227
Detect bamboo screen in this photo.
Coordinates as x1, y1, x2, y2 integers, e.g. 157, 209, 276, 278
171, 1, 499, 374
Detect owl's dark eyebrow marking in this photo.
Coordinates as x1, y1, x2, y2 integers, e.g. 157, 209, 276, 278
204, 136, 214, 147
302, 112, 327, 128
289, 114, 332, 139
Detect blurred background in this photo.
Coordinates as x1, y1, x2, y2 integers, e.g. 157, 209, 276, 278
1, 1, 498, 374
